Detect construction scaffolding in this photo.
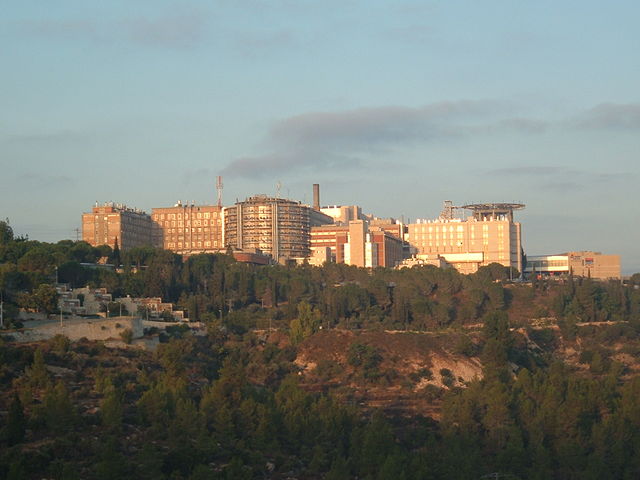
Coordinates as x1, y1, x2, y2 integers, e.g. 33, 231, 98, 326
224, 195, 311, 263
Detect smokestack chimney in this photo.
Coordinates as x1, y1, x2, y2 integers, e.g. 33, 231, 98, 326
313, 184, 320, 211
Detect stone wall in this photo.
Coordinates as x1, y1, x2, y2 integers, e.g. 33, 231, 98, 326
4, 316, 143, 343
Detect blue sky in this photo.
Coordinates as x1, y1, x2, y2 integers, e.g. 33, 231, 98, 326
2, 1, 639, 273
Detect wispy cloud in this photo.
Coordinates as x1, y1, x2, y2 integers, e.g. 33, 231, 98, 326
17, 173, 75, 189
574, 103, 640, 130
3, 130, 88, 147
17, 6, 210, 50
486, 165, 630, 192
123, 9, 209, 49
232, 30, 295, 56
488, 166, 565, 176
221, 152, 363, 179
20, 18, 103, 42
384, 24, 433, 43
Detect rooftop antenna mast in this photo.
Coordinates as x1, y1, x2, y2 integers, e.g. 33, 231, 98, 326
216, 176, 223, 207
275, 181, 282, 199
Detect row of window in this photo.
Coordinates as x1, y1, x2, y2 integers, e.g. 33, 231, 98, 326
153, 212, 218, 221
167, 241, 218, 249
162, 227, 218, 234
412, 224, 506, 233
159, 220, 218, 228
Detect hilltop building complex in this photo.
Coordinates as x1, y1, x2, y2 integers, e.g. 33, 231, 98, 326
80, 189, 621, 278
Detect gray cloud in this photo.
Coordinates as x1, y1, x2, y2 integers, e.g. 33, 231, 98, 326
488, 166, 565, 176
3, 130, 87, 146
488, 165, 630, 180
222, 100, 640, 179
268, 101, 506, 149
230, 29, 296, 57
539, 181, 584, 192
221, 152, 363, 179
17, 6, 209, 49
222, 100, 542, 178
123, 9, 209, 49
384, 24, 433, 43
486, 166, 631, 193
494, 117, 549, 133
19, 18, 103, 42
574, 103, 640, 130
17, 173, 75, 189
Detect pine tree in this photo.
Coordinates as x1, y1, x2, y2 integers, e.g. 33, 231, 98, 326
111, 237, 121, 267
6, 393, 26, 445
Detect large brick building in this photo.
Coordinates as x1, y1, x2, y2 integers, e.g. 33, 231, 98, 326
151, 203, 224, 255
82, 203, 153, 251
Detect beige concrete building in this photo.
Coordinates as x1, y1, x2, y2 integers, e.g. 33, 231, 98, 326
151, 203, 223, 255
320, 205, 363, 225
525, 251, 621, 280
307, 246, 332, 266
407, 202, 524, 275
397, 255, 450, 269
82, 203, 153, 251
345, 220, 367, 267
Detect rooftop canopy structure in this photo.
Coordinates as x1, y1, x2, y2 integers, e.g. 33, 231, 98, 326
461, 203, 525, 222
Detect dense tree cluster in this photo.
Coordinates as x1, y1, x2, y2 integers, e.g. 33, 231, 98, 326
1, 316, 640, 478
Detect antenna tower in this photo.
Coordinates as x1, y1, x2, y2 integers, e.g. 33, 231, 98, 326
440, 200, 458, 220
216, 176, 223, 207
275, 181, 282, 199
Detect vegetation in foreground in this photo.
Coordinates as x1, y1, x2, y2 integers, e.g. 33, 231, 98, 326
2, 221, 640, 478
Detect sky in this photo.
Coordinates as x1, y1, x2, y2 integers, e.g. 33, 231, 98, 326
1, 1, 639, 273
